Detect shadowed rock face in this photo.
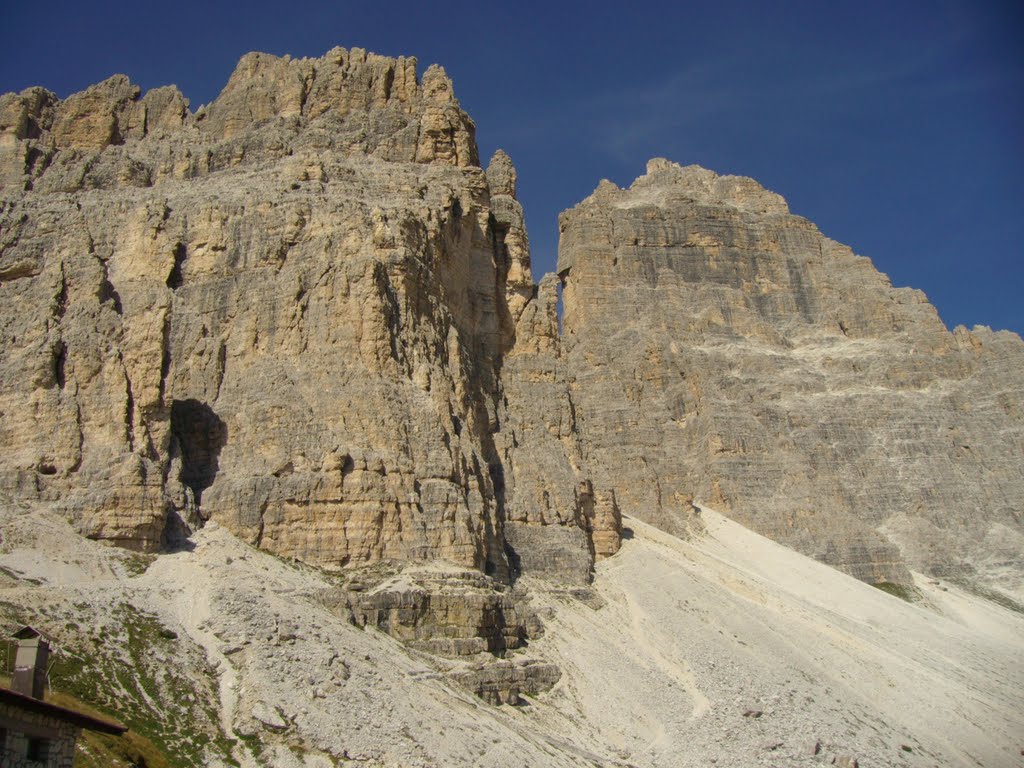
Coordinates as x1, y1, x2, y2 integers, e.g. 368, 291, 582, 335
170, 399, 227, 507
557, 159, 1024, 590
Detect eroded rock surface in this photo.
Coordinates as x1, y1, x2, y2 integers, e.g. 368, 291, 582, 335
2, 46, 1022, 603
0, 48, 612, 585
338, 564, 542, 657
557, 159, 1024, 590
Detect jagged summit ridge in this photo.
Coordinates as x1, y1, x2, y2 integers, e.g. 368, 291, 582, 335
0, 46, 478, 194
1, 52, 1022, 599
576, 158, 790, 216
1, 46, 1023, 768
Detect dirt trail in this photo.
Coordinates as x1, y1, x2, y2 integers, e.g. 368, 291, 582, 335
141, 540, 248, 764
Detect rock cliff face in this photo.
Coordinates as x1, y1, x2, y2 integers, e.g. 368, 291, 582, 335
491, 163, 623, 580
1, 50, 1021, 601
557, 159, 1024, 590
0, 47, 612, 586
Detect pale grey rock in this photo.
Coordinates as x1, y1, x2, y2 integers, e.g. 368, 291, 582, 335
486, 149, 533, 332
449, 658, 561, 706
485, 148, 516, 197
252, 701, 289, 731
0, 87, 59, 188
3, 45, 1020, 605
339, 565, 538, 657
497, 262, 622, 582
557, 159, 1024, 590
7, 46, 1024, 768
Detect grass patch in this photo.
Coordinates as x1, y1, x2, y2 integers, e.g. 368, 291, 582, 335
76, 729, 172, 768
0, 674, 170, 768
121, 553, 156, 578
51, 690, 171, 768
51, 604, 239, 766
1, 600, 238, 767
872, 581, 918, 602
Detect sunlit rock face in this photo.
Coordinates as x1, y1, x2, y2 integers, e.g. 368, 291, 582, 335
558, 159, 1024, 590
2, 48, 1021, 598
0, 47, 612, 584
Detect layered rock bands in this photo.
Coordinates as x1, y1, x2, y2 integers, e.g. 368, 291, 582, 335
0, 47, 618, 587
2, 49, 1022, 598
558, 160, 1024, 591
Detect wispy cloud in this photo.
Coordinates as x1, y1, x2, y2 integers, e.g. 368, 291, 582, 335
561, 22, 1015, 163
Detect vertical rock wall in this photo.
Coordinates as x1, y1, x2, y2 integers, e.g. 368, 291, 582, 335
557, 159, 1024, 590
0, 48, 614, 584
4, 50, 1020, 596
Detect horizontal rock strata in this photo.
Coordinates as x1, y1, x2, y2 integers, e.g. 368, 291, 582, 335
557, 159, 1024, 590
341, 566, 541, 657
2, 45, 1021, 606
0, 48, 614, 586
449, 659, 561, 706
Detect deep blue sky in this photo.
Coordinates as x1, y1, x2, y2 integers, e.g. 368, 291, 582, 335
2, 1, 1021, 334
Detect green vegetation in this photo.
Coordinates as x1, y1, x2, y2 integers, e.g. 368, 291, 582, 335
235, 731, 266, 761
0, 673, 169, 768
76, 729, 171, 768
51, 603, 239, 767
1, 601, 239, 767
871, 581, 918, 602
52, 689, 172, 768
0, 566, 43, 585
121, 553, 156, 578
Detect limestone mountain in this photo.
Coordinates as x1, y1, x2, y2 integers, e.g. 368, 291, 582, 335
2, 41, 1022, 607
1, 45, 1023, 768
557, 159, 1024, 593
0, 47, 616, 588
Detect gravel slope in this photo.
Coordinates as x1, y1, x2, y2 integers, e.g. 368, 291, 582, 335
521, 509, 1024, 767
2, 502, 1021, 767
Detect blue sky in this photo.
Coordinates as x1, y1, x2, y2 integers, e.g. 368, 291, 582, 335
2, 0, 1021, 334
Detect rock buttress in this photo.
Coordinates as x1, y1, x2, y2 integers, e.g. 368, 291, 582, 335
0, 49, 611, 586
557, 159, 1024, 592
